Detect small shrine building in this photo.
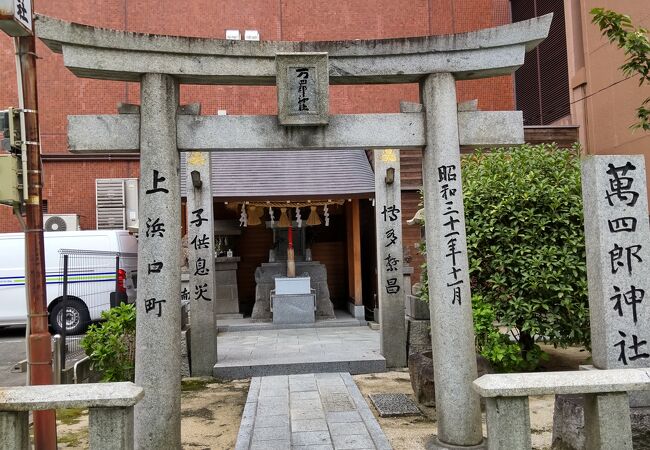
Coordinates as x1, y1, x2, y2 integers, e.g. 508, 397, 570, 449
179, 148, 421, 320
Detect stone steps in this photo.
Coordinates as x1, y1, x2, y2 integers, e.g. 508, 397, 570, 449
214, 356, 386, 380
217, 317, 365, 333
212, 327, 386, 380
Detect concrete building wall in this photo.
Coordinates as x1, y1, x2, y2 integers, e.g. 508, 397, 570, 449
564, 0, 650, 204
0, 0, 514, 231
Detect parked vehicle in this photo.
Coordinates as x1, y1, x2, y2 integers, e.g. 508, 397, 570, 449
0, 230, 137, 334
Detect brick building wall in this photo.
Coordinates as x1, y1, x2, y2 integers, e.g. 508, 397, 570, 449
0, 0, 514, 232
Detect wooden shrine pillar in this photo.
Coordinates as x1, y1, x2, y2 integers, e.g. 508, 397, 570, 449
346, 199, 364, 320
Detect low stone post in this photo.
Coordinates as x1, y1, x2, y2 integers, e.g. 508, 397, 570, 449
186, 151, 218, 376
374, 148, 407, 368
0, 411, 29, 450
485, 397, 531, 450
421, 73, 484, 448
134, 73, 182, 449
584, 392, 633, 450
89, 407, 135, 450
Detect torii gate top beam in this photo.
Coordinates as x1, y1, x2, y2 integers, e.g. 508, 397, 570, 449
35, 13, 552, 85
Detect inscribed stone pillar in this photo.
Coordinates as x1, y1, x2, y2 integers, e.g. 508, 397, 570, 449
134, 73, 181, 450
421, 73, 484, 448
186, 151, 217, 376
582, 156, 650, 371
374, 148, 407, 368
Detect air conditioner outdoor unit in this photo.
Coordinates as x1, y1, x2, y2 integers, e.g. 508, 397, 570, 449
43, 214, 80, 232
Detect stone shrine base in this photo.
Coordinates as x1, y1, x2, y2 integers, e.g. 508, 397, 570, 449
252, 262, 335, 320
272, 293, 316, 325
407, 316, 431, 356
425, 437, 486, 450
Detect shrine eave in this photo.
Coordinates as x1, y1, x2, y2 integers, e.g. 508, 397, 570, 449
179, 150, 375, 200
35, 13, 552, 85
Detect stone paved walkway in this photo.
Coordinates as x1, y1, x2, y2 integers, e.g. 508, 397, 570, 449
235, 372, 392, 450
214, 327, 386, 379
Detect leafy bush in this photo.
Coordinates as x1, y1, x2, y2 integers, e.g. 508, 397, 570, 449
80, 303, 136, 382
472, 294, 546, 372
418, 144, 590, 371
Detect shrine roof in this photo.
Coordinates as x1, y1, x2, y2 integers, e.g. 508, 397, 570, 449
180, 150, 375, 201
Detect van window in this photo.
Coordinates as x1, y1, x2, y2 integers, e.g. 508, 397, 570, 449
0, 236, 25, 271
44, 234, 111, 268
118, 233, 138, 254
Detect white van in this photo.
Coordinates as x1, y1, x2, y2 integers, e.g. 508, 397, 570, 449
0, 230, 137, 335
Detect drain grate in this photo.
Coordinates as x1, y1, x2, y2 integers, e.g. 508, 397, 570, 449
369, 393, 421, 417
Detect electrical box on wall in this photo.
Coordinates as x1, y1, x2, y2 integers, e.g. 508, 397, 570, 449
0, 107, 22, 154
0, 154, 22, 206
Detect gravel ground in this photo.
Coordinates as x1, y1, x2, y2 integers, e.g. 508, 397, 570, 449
353, 344, 591, 450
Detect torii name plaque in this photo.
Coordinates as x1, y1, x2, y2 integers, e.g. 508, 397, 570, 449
276, 52, 329, 126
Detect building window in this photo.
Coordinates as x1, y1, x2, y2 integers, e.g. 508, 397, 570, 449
512, 0, 570, 125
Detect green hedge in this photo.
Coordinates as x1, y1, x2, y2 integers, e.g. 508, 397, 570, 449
419, 144, 590, 372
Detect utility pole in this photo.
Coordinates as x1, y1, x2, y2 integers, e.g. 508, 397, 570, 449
2, 0, 58, 447
18, 33, 57, 448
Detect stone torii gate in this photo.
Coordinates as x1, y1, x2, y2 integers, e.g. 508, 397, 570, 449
37, 14, 551, 450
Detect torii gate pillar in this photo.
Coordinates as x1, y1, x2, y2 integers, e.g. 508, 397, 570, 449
421, 73, 484, 448
134, 73, 182, 450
